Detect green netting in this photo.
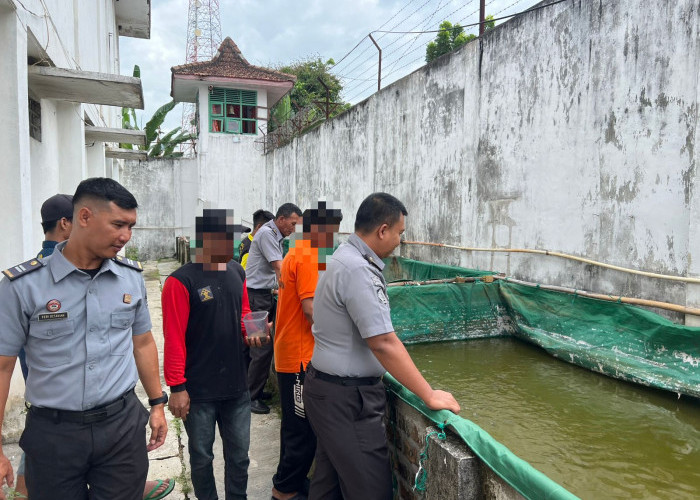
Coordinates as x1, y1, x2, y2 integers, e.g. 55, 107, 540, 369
384, 257, 493, 282
388, 281, 511, 343
499, 280, 700, 398
382, 257, 700, 499
384, 374, 579, 500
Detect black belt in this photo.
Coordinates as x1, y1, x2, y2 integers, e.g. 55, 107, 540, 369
308, 364, 381, 387
27, 388, 134, 424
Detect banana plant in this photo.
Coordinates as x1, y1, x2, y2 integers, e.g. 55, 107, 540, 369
120, 65, 195, 158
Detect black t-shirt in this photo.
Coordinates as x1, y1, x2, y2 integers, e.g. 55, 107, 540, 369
169, 261, 247, 402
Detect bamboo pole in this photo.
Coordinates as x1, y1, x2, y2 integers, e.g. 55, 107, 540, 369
386, 271, 700, 316
496, 276, 700, 316
401, 240, 700, 285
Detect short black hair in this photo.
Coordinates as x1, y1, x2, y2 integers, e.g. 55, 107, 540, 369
354, 193, 408, 233
73, 177, 138, 210
195, 209, 234, 248
276, 203, 302, 219
302, 201, 343, 233
253, 209, 274, 227
41, 220, 60, 235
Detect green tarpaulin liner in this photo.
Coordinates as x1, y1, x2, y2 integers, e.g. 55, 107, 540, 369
382, 257, 700, 499
383, 373, 579, 500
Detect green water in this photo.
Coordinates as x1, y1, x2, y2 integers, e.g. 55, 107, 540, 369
406, 338, 700, 499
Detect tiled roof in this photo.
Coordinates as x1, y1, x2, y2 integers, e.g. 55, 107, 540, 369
171, 37, 296, 83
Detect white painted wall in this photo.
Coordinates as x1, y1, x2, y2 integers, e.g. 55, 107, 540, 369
125, 0, 699, 322
1, 0, 144, 431
263, 0, 700, 318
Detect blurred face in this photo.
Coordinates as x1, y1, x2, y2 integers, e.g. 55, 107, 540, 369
83, 201, 136, 259
276, 213, 301, 237
201, 232, 234, 264
309, 224, 340, 249
376, 214, 405, 258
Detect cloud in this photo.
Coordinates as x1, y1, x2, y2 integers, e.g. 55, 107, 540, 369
118, 0, 539, 132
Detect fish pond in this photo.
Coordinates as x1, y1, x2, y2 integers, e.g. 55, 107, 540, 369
407, 338, 700, 499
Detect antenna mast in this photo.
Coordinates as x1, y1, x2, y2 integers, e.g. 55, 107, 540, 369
181, 0, 222, 155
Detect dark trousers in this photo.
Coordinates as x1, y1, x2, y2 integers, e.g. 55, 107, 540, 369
19, 390, 149, 500
273, 370, 316, 494
184, 393, 251, 500
246, 288, 276, 400
303, 369, 393, 500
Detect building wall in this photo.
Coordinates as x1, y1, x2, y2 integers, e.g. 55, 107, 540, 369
0, 0, 127, 272
0, 0, 144, 431
125, 0, 699, 322
262, 0, 700, 318
121, 157, 198, 261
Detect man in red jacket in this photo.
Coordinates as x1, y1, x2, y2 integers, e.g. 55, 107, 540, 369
162, 209, 267, 500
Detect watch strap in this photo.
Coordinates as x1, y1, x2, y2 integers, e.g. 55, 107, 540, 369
148, 391, 168, 406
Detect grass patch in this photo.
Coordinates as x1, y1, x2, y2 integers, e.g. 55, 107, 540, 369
173, 418, 193, 498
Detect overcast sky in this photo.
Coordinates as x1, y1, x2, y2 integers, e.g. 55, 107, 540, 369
120, 0, 541, 132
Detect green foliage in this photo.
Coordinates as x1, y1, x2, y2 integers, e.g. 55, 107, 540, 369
269, 57, 350, 131
125, 246, 139, 261
120, 65, 194, 157
425, 16, 495, 63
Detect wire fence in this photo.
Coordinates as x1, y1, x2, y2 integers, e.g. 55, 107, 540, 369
258, 0, 568, 153
330, 0, 562, 104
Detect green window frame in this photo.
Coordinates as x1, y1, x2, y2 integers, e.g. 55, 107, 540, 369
209, 88, 257, 135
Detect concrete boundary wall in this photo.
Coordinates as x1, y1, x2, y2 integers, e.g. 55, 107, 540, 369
124, 0, 700, 321
260, 0, 700, 321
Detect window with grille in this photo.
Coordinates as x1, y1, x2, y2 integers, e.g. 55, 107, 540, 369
209, 88, 257, 135
29, 97, 41, 141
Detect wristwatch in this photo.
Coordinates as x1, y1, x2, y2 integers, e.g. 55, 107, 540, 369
148, 391, 169, 407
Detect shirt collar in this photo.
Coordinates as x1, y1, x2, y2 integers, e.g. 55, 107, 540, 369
264, 219, 284, 242
42, 240, 58, 251
49, 241, 122, 282
348, 233, 385, 271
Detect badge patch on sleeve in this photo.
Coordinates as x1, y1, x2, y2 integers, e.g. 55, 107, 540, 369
198, 286, 214, 302
376, 288, 388, 304
371, 276, 388, 305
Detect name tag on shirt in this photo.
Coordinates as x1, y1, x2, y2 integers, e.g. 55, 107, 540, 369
37, 312, 69, 321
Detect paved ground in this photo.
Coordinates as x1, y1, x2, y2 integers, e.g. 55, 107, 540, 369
3, 258, 281, 500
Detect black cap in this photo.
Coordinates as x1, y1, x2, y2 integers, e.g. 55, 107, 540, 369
41, 194, 73, 223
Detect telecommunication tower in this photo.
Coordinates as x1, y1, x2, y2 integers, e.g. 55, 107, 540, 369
181, 0, 222, 155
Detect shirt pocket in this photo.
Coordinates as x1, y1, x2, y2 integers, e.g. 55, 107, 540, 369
27, 319, 74, 368
109, 311, 135, 355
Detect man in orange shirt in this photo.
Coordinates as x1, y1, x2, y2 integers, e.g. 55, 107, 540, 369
271, 201, 343, 500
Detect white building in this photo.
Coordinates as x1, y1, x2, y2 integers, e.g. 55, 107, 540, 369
0, 0, 150, 271
170, 37, 295, 232
0, 0, 150, 436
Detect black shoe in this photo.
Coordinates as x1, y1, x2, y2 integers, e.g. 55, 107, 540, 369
250, 399, 270, 414
261, 391, 273, 400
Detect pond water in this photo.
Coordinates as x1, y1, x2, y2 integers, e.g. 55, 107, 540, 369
406, 338, 700, 499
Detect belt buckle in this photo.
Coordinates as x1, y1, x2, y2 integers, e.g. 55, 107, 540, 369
83, 409, 108, 424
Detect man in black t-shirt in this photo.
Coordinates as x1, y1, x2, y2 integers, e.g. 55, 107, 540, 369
162, 209, 269, 500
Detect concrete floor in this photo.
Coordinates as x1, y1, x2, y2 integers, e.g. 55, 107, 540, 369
3, 258, 281, 500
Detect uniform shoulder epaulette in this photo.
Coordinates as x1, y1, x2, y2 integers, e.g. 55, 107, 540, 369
2, 258, 44, 281
113, 255, 143, 272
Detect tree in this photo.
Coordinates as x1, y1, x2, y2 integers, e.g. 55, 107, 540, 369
425, 16, 495, 63
269, 57, 350, 130
121, 65, 195, 158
